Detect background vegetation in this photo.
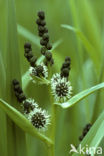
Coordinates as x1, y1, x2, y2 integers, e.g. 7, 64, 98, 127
0, 0, 104, 155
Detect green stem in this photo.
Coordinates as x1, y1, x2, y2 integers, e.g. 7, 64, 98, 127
36, 132, 53, 147
47, 85, 57, 155
48, 144, 54, 156
51, 104, 57, 140
48, 104, 57, 156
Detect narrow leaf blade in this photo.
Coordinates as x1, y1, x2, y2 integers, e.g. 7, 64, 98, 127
61, 24, 100, 69
0, 99, 53, 145
73, 111, 104, 155
56, 82, 104, 109
17, 24, 40, 47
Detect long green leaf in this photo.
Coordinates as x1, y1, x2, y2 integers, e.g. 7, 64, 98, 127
73, 111, 104, 156
17, 24, 40, 47
77, 0, 101, 52
61, 24, 100, 70
0, 99, 53, 146
6, 0, 27, 156
91, 20, 104, 123
56, 82, 104, 109
0, 50, 7, 156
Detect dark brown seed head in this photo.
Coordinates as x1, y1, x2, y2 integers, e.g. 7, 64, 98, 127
40, 20, 46, 26
27, 51, 33, 59
86, 123, 92, 130
65, 56, 71, 62
79, 135, 83, 141
14, 84, 21, 91
41, 47, 47, 55
38, 32, 44, 37
61, 61, 70, 69
61, 68, 69, 77
24, 53, 28, 58
25, 48, 31, 53
18, 93, 26, 103
30, 56, 37, 64
40, 39, 48, 46
24, 42, 31, 49
45, 51, 52, 61
12, 79, 19, 85
38, 26, 45, 33
37, 11, 45, 19
36, 18, 41, 25
44, 27, 48, 33
43, 33, 49, 41
23, 101, 35, 114
36, 18, 46, 26
46, 43, 52, 50
50, 58, 54, 65
15, 91, 19, 98
36, 65, 44, 74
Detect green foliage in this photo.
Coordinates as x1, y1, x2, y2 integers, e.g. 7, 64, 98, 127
0, 0, 104, 155
73, 111, 104, 156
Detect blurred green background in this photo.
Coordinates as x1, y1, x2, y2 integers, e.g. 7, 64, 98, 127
0, 0, 104, 155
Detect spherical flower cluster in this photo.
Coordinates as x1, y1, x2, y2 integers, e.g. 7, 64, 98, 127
51, 74, 72, 102
23, 98, 38, 114
28, 108, 50, 131
29, 63, 48, 79
51, 73, 62, 84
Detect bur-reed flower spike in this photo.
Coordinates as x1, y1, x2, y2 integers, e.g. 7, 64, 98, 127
23, 98, 38, 114
24, 42, 37, 67
36, 10, 54, 66
60, 56, 71, 79
29, 62, 48, 79
51, 56, 72, 102
51, 73, 62, 84
51, 76, 72, 102
28, 108, 50, 131
24, 10, 55, 84
12, 79, 26, 103
13, 79, 38, 114
12, 79, 50, 131
24, 42, 49, 79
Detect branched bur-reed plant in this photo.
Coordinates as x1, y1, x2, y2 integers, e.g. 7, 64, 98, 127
13, 11, 72, 154
0, 10, 104, 156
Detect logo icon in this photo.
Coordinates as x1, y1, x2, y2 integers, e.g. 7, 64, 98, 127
69, 144, 102, 155
70, 144, 78, 154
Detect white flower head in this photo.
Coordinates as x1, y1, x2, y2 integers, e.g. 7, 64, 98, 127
29, 63, 48, 79
28, 108, 50, 131
51, 77, 72, 102
23, 98, 38, 114
51, 73, 61, 84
